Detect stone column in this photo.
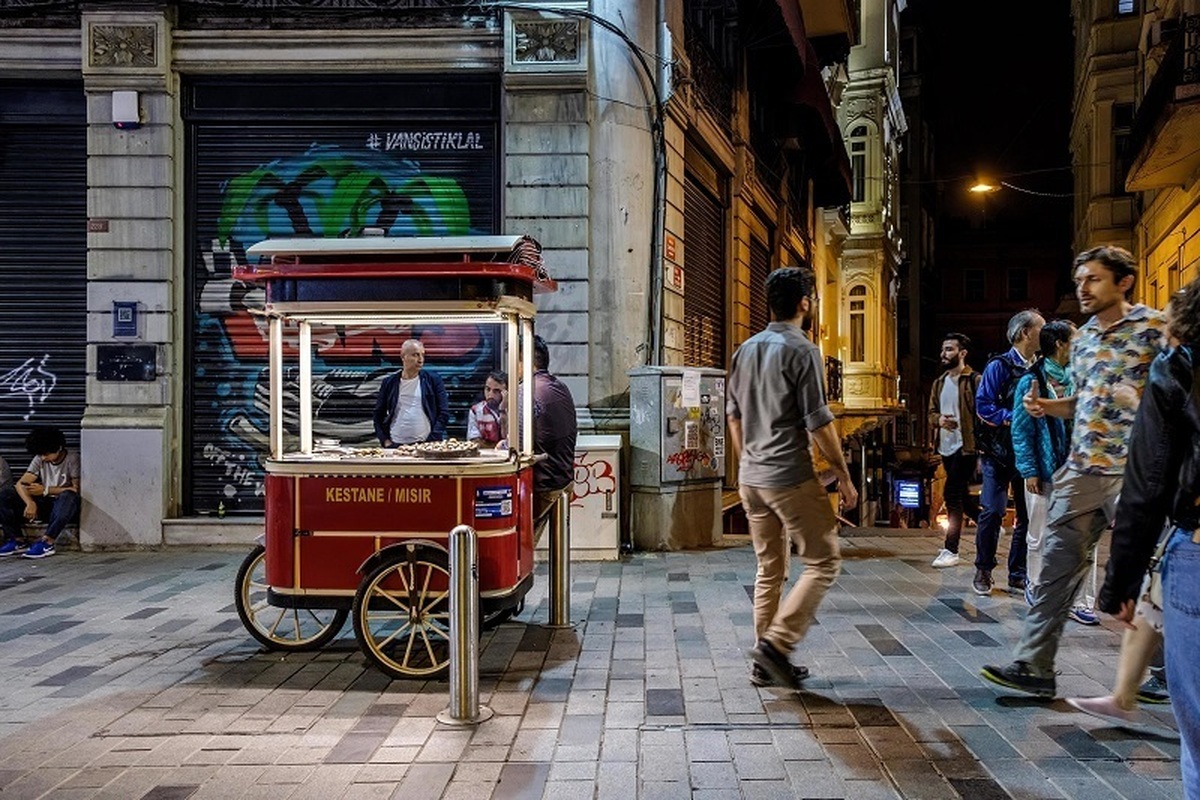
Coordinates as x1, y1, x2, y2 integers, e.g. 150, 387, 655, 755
79, 10, 174, 548
502, 3, 592, 409
586, 0, 658, 409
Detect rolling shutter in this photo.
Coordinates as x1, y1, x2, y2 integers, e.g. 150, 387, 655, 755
683, 172, 726, 368
0, 85, 87, 464
184, 76, 501, 516
748, 235, 771, 334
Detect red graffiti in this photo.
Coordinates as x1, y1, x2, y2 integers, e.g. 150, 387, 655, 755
665, 449, 712, 473
572, 451, 617, 506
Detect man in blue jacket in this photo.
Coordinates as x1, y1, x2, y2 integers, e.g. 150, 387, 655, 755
373, 339, 450, 446
973, 309, 1044, 595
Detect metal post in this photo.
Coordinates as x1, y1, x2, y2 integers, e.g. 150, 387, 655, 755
546, 491, 572, 628
298, 320, 313, 455
268, 317, 283, 459
437, 524, 493, 726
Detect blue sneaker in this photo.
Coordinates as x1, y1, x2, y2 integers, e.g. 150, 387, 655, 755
0, 539, 27, 557
1068, 605, 1099, 625
22, 540, 55, 559
1024, 583, 1035, 607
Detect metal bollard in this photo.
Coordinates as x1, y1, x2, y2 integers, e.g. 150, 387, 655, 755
546, 491, 572, 628
437, 525, 493, 726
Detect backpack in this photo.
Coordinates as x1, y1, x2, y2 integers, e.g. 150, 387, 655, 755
975, 353, 1028, 463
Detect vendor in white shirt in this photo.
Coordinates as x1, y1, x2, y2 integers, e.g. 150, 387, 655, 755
466, 371, 507, 447
372, 339, 450, 446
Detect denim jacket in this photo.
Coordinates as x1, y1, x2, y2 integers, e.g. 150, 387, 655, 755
1100, 345, 1200, 613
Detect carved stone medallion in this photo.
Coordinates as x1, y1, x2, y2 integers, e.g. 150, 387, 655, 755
89, 24, 156, 68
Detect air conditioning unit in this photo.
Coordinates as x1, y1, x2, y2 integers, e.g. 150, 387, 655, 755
1149, 17, 1179, 49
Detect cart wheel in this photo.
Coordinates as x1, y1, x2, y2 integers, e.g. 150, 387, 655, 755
235, 545, 348, 651
353, 544, 455, 679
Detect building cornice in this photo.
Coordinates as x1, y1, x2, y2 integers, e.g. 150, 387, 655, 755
172, 27, 502, 72
0, 28, 81, 74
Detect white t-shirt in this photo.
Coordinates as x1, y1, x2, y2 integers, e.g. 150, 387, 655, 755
938, 377, 964, 457
389, 377, 431, 445
27, 450, 81, 488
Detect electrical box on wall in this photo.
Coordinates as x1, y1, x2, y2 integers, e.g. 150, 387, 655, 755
629, 366, 727, 485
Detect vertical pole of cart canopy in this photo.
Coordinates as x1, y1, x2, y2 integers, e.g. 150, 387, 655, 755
298, 321, 313, 455
437, 525, 493, 726
521, 317, 534, 455
269, 316, 283, 459
547, 490, 572, 628
506, 317, 519, 449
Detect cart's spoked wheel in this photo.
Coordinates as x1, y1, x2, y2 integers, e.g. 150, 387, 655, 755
235, 545, 348, 651
353, 545, 454, 678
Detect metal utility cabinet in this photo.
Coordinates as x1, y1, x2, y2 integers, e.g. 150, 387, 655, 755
628, 366, 726, 550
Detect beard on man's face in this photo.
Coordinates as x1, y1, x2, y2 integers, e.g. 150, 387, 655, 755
940, 352, 960, 368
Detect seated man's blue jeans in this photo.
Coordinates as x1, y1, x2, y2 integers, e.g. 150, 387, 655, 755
37, 491, 81, 541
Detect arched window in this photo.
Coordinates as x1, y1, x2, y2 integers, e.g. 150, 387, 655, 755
850, 125, 868, 203
849, 284, 867, 362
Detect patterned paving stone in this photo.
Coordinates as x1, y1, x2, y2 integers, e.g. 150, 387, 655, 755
0, 531, 1184, 799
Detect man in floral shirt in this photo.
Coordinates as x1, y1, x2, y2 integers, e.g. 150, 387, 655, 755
981, 245, 1167, 698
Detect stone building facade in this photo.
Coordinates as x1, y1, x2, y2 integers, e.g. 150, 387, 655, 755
1072, 0, 1200, 310
0, 0, 864, 550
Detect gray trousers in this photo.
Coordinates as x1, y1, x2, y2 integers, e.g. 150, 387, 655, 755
1012, 468, 1122, 675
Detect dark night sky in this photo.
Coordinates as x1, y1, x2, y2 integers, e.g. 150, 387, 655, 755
903, 0, 1075, 226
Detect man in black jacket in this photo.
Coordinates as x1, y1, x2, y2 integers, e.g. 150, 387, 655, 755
372, 339, 450, 446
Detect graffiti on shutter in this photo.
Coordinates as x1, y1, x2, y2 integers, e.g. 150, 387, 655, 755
186, 80, 501, 515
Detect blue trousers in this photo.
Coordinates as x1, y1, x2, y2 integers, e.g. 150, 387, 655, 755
974, 455, 1028, 578
1163, 527, 1200, 800
0, 486, 80, 542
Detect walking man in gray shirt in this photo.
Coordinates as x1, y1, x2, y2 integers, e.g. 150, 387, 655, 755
727, 266, 858, 690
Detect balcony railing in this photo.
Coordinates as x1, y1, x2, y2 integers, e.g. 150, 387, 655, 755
684, 22, 734, 132
1128, 14, 1200, 182
825, 356, 843, 403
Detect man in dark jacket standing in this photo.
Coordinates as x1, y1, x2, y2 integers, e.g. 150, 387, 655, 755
972, 309, 1044, 595
373, 339, 450, 446
928, 333, 979, 568
531, 335, 577, 536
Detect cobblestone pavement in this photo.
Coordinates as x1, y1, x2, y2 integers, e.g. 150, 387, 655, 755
0, 530, 1182, 800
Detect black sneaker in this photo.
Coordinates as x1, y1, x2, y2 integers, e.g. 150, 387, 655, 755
749, 638, 800, 690
750, 662, 810, 688
1136, 674, 1170, 705
1008, 575, 1026, 591
972, 568, 993, 596
980, 661, 1056, 698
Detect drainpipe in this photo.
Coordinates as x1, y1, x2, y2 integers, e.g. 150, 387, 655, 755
649, 0, 669, 364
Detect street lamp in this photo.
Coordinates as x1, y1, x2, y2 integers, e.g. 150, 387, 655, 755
969, 181, 999, 194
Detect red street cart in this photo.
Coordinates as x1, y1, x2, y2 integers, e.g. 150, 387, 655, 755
230, 235, 554, 678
